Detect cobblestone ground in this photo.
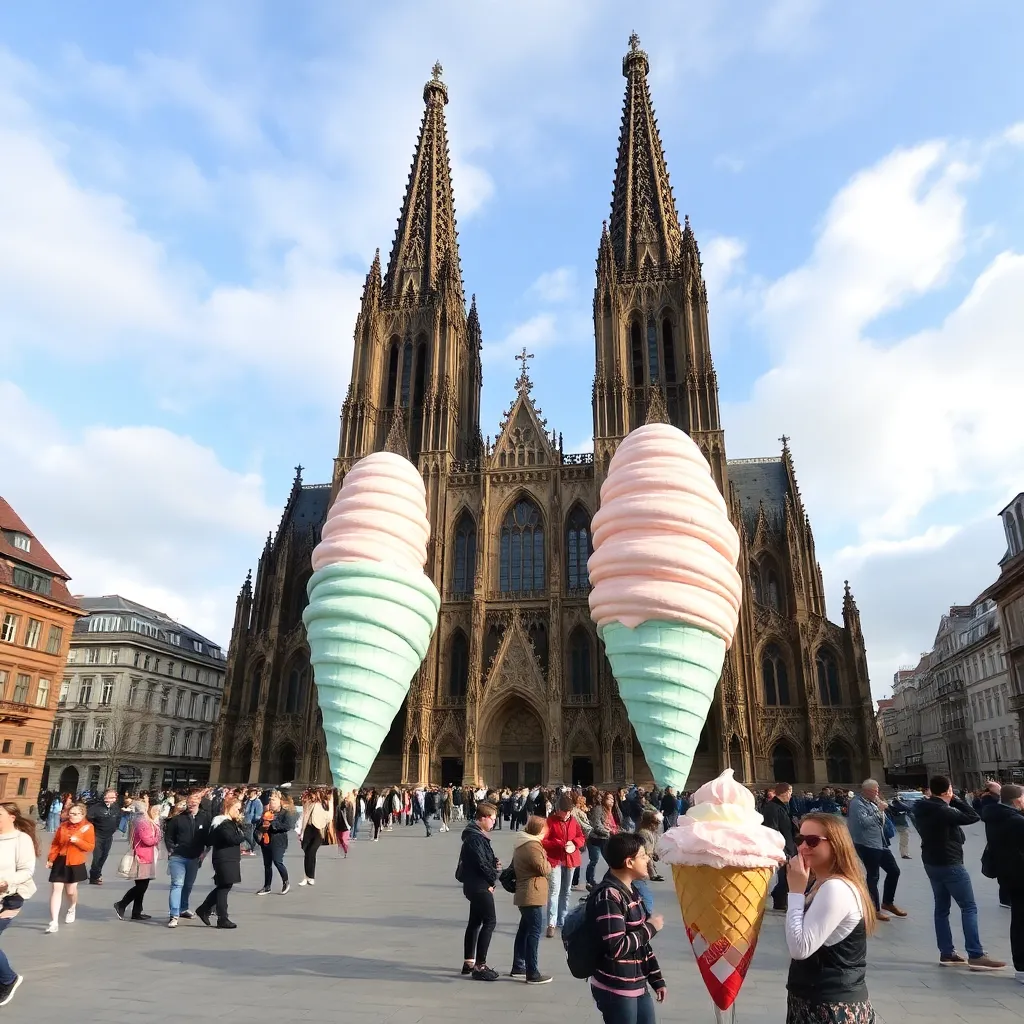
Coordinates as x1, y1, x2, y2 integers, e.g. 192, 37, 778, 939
6, 820, 1023, 1022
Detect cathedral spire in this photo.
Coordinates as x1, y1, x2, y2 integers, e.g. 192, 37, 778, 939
383, 62, 463, 304
384, 405, 411, 460
608, 33, 683, 272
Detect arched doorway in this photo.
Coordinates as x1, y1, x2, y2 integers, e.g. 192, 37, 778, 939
408, 737, 420, 784
277, 743, 296, 783
729, 736, 744, 781
58, 766, 79, 794
826, 741, 853, 785
483, 699, 545, 790
771, 741, 797, 783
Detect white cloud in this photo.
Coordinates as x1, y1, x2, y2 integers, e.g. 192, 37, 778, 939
528, 267, 577, 304
482, 313, 559, 367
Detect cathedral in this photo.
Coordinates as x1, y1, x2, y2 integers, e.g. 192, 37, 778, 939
210, 37, 883, 792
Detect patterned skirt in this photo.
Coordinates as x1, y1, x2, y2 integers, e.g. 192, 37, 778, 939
786, 995, 875, 1024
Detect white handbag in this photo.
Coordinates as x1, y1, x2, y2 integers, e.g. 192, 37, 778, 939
117, 852, 138, 878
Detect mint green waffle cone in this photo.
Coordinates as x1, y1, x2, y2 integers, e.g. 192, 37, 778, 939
599, 620, 726, 792
303, 561, 440, 793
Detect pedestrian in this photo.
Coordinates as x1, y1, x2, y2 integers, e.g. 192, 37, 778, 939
299, 787, 334, 885
195, 797, 246, 929
635, 810, 662, 914
0, 801, 38, 1006
659, 787, 679, 831
847, 779, 905, 921
163, 791, 212, 928
570, 794, 593, 890
255, 789, 292, 895
511, 815, 552, 985
241, 787, 263, 856
370, 789, 385, 842
440, 786, 453, 832
886, 795, 913, 860
975, 781, 1010, 907
763, 782, 798, 912
543, 794, 586, 937
587, 791, 618, 889
414, 788, 432, 837
334, 789, 352, 858
915, 775, 1005, 970
86, 788, 121, 886
459, 801, 501, 981
45, 802, 94, 933
113, 803, 163, 922
784, 813, 877, 1023
45, 794, 62, 833
980, 782, 1024, 977
589, 832, 667, 1023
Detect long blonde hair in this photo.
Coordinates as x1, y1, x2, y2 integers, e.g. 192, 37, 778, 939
800, 812, 876, 934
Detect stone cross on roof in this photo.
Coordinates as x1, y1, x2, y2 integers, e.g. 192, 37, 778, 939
515, 347, 534, 394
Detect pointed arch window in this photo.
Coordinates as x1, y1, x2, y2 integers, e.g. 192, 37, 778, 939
569, 627, 592, 697
247, 661, 263, 714
762, 644, 790, 706
499, 498, 545, 595
630, 321, 644, 386
750, 564, 764, 605
413, 336, 428, 406
816, 648, 841, 706
284, 652, 308, 715
646, 318, 660, 382
766, 569, 782, 611
772, 742, 797, 783
385, 340, 400, 406
400, 341, 413, 408
452, 512, 476, 595
448, 631, 469, 698
565, 505, 592, 590
661, 318, 677, 384
826, 741, 852, 784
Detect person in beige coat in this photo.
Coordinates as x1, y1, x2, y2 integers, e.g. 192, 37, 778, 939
511, 815, 553, 985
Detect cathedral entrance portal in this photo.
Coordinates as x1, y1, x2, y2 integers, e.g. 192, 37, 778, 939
571, 757, 595, 788
483, 699, 545, 790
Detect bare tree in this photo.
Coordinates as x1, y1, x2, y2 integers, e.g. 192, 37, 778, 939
100, 704, 158, 791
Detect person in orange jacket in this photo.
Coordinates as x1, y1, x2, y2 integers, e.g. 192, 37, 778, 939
45, 804, 95, 933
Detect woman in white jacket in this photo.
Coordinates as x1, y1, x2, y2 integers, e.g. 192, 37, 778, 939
0, 801, 38, 1008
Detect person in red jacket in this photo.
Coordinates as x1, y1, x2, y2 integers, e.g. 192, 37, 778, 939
543, 794, 586, 937
45, 804, 95, 934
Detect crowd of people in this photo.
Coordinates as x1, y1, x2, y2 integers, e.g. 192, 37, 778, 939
2, 771, 1022, 1019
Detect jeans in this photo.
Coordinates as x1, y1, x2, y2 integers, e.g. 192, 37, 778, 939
168, 855, 200, 918
923, 863, 983, 959
772, 866, 789, 909
855, 844, 900, 909
90, 832, 115, 882
261, 843, 288, 888
352, 815, 361, 839
118, 877, 151, 917
591, 985, 655, 1024
420, 807, 432, 836
198, 882, 233, 921
301, 824, 323, 879
0, 916, 17, 985
1010, 890, 1024, 971
586, 840, 605, 887
548, 865, 573, 928
464, 890, 496, 965
513, 904, 544, 975
633, 878, 654, 915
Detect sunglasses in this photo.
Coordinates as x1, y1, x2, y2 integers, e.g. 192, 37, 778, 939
795, 834, 828, 849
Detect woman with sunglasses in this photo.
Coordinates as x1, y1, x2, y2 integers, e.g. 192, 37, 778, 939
785, 813, 877, 1024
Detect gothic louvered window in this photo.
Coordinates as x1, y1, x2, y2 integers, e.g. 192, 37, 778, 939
767, 570, 782, 611
414, 338, 427, 405
826, 741, 852, 784
565, 505, 592, 590
499, 499, 545, 595
647, 319, 660, 381
248, 661, 263, 714
569, 628, 592, 697
400, 341, 413, 407
772, 742, 797, 783
662, 318, 677, 383
448, 631, 468, 698
762, 644, 790, 706
385, 340, 400, 406
284, 652, 308, 714
816, 648, 841, 706
630, 321, 644, 386
453, 512, 476, 595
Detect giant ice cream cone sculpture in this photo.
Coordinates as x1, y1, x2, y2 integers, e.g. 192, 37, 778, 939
302, 451, 440, 793
658, 770, 786, 1013
588, 422, 742, 791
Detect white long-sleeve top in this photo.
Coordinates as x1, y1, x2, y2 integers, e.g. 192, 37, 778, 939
786, 877, 864, 960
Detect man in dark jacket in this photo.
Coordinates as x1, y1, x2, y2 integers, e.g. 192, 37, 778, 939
163, 792, 212, 927
915, 775, 1004, 970
982, 783, 1024, 975
762, 782, 797, 911
87, 789, 122, 885
660, 787, 679, 831
459, 801, 501, 981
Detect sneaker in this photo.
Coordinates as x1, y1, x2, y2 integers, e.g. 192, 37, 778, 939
0, 975, 23, 1007
461, 963, 475, 975
167, 917, 179, 928
472, 966, 499, 982
281, 883, 291, 895
217, 919, 238, 929
1000, 902, 1012, 909
195, 907, 213, 928
526, 974, 553, 985
64, 906, 76, 924
881, 903, 908, 918
299, 878, 309, 886
179, 910, 194, 920
132, 914, 152, 921
968, 955, 1007, 972
545, 925, 555, 938
113, 902, 126, 921
44, 921, 58, 934
307, 879, 315, 886
939, 952, 967, 966
255, 887, 271, 896
510, 968, 527, 979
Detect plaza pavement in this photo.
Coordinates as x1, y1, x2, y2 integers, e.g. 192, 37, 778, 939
7, 819, 1024, 1022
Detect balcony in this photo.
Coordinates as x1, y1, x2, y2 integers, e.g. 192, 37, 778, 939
566, 692, 597, 706
0, 700, 32, 724
1009, 693, 1024, 713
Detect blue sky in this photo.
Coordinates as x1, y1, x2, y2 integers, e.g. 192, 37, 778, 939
3, 1, 1023, 696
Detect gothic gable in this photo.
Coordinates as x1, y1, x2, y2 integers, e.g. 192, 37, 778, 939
482, 613, 547, 713
490, 370, 556, 469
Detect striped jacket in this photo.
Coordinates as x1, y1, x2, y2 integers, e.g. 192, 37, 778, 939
591, 877, 665, 996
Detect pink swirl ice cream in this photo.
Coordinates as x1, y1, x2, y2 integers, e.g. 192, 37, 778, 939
312, 452, 430, 573
588, 423, 742, 644
657, 769, 786, 869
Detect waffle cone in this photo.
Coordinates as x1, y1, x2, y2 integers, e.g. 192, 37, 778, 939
671, 863, 774, 1011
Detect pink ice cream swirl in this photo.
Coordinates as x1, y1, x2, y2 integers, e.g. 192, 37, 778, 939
588, 423, 742, 645
657, 769, 787, 869
311, 451, 431, 573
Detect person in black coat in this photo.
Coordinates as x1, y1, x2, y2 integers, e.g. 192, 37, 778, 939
195, 799, 246, 929
459, 801, 501, 981
254, 791, 292, 895
982, 783, 1024, 973
762, 783, 798, 911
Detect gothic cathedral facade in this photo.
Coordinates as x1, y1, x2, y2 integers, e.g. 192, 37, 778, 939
210, 39, 883, 792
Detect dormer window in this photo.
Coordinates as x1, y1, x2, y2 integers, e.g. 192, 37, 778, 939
11, 533, 30, 552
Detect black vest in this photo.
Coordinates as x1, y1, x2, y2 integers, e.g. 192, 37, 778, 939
787, 917, 868, 1004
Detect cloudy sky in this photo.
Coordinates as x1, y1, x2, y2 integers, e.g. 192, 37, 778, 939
3, 2, 1023, 697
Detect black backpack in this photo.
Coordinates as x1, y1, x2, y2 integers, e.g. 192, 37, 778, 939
498, 864, 517, 893
562, 879, 619, 979
455, 853, 464, 883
